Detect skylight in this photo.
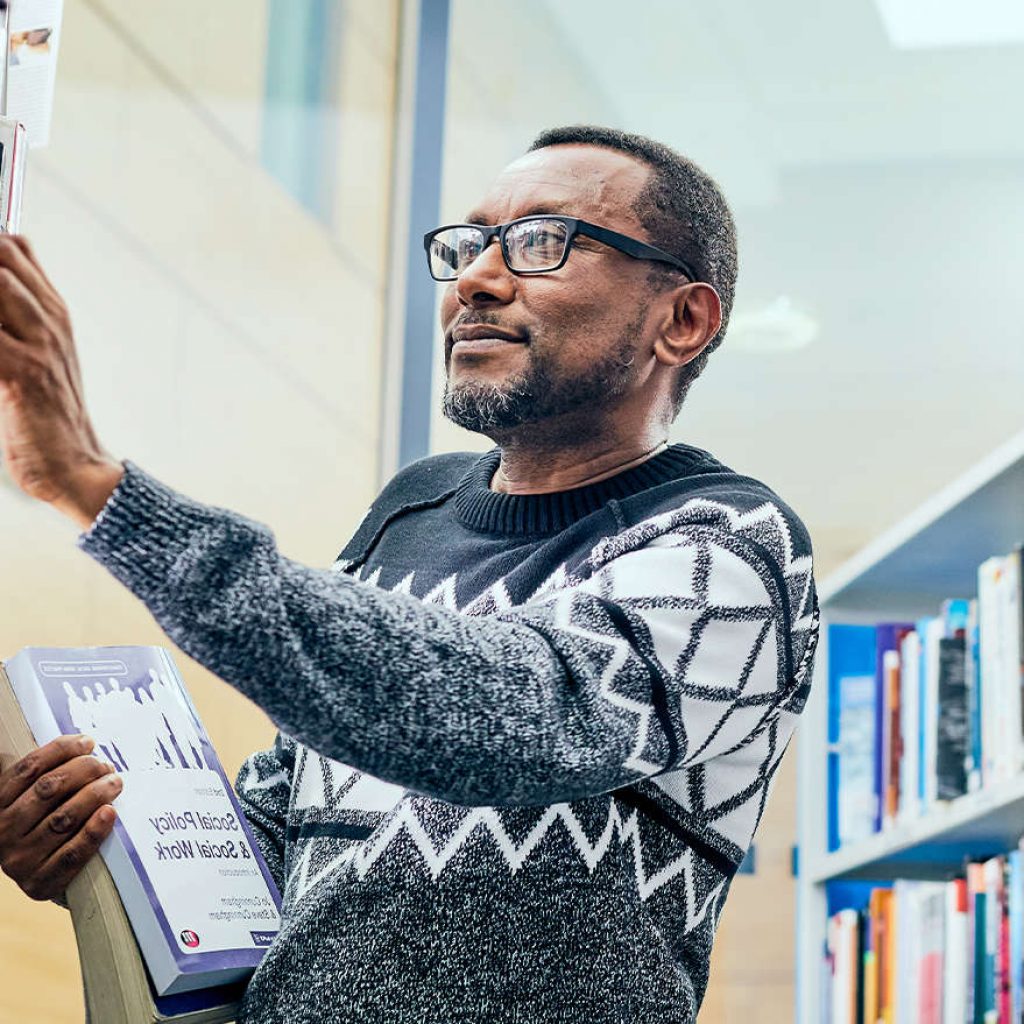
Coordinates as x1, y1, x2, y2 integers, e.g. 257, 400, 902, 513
874, 0, 1024, 49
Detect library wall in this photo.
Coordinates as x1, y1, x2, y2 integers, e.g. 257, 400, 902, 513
0, 2, 400, 1021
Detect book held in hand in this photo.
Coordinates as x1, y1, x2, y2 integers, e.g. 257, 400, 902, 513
2, 646, 281, 1004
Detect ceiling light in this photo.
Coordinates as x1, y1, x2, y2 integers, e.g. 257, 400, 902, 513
728, 297, 819, 354
874, 0, 1024, 49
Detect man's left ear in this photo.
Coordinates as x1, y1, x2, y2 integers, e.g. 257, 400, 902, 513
653, 282, 723, 368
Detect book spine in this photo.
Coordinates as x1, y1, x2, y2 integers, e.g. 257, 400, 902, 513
966, 600, 982, 792
936, 635, 969, 800
884, 651, 901, 827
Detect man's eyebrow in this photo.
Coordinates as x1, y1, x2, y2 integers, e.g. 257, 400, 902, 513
460, 205, 571, 224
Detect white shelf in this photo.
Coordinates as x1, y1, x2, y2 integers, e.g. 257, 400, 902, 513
819, 429, 1024, 614
795, 429, 1024, 1024
808, 776, 1024, 883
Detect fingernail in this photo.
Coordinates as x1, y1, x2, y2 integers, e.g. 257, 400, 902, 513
77, 736, 94, 752
99, 806, 116, 824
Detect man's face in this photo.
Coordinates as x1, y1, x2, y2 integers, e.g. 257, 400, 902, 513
440, 145, 663, 436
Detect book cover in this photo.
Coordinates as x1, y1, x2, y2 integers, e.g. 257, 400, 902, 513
935, 634, 969, 800
1003, 549, 1024, 780
982, 856, 1005, 1024
864, 890, 880, 1024
883, 650, 902, 827
898, 629, 921, 823
979, 557, 1011, 785
1010, 847, 1024, 1024
918, 883, 946, 1024
966, 599, 983, 792
944, 878, 969, 1024
919, 617, 945, 808
873, 624, 913, 832
828, 624, 877, 850
4, 646, 282, 997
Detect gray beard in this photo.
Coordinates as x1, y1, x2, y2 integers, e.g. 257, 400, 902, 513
442, 328, 639, 435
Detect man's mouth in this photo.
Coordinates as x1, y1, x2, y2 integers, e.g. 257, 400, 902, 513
448, 326, 528, 356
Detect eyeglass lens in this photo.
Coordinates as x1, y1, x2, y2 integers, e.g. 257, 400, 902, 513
428, 219, 570, 280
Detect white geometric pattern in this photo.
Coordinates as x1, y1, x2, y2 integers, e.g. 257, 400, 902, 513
290, 789, 724, 927
269, 499, 817, 911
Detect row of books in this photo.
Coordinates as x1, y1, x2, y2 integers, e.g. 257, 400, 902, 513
827, 547, 1024, 851
824, 847, 1024, 1024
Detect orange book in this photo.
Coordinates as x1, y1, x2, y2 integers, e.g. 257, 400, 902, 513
868, 888, 894, 1024
884, 651, 902, 824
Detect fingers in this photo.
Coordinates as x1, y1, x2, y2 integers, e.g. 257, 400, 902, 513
3, 754, 118, 841
0, 261, 48, 343
19, 805, 118, 902
19, 766, 122, 864
0, 235, 59, 312
0, 735, 96, 810
0, 737, 122, 903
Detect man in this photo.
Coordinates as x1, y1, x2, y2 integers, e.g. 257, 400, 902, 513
0, 126, 818, 1022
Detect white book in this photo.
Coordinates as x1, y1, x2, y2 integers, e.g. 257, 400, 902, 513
944, 879, 968, 1024
979, 557, 1007, 784
999, 550, 1024, 775
899, 630, 921, 822
828, 909, 859, 1024
4, 646, 281, 998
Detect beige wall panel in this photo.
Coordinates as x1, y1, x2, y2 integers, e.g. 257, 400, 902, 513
332, 1, 400, 267
2, 2, 395, 1021
81, 0, 270, 155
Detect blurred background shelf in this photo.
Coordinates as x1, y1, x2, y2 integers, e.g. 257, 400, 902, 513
795, 429, 1024, 1023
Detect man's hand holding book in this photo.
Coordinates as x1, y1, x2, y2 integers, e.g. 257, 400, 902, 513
0, 733, 120, 902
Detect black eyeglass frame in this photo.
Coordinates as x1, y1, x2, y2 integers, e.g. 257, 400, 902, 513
423, 215, 698, 282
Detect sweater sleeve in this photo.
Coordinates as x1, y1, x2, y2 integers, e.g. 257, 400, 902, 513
234, 732, 294, 891
78, 461, 817, 807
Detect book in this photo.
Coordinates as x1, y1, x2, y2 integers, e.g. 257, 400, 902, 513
827, 909, 860, 1024
1, 646, 283, 1022
882, 650, 901, 828
935, 632, 969, 800
945, 878, 969, 1024
966, 598, 983, 792
827, 625, 878, 850
873, 624, 913, 832
0, 114, 26, 232
897, 629, 921, 822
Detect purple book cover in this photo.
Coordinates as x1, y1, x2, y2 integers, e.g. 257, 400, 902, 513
5, 646, 281, 997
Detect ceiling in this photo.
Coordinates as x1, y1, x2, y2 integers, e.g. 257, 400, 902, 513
525, 0, 1024, 576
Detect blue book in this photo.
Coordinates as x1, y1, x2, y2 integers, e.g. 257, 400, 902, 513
828, 625, 877, 850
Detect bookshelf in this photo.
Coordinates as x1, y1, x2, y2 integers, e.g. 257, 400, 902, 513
794, 430, 1024, 1023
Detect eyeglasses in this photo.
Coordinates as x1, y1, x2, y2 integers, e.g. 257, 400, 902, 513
423, 215, 698, 282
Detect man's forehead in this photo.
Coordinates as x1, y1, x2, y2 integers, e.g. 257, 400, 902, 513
464, 145, 651, 227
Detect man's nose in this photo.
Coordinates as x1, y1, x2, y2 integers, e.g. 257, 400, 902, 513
455, 239, 516, 306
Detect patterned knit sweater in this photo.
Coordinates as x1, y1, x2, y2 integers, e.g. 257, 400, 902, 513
77, 443, 819, 1024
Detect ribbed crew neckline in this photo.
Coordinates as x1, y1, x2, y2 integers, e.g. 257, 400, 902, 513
453, 444, 717, 535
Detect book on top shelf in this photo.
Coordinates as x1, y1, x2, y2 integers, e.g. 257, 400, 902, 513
825, 542, 1024, 853
0, 646, 282, 1024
